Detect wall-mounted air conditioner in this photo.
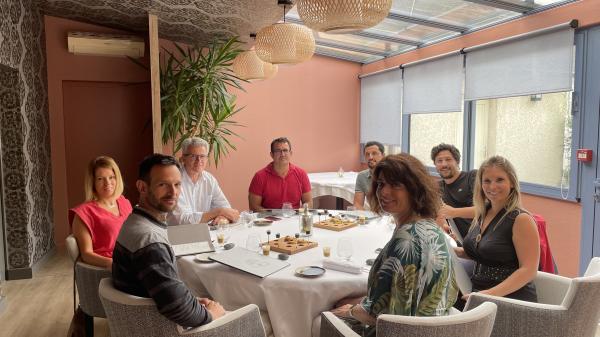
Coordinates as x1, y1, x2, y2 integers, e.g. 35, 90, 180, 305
67, 32, 145, 58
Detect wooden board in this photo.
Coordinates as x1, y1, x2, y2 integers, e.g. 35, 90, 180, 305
314, 218, 358, 231
268, 236, 318, 255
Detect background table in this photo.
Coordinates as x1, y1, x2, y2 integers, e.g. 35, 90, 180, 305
177, 213, 394, 337
308, 172, 359, 209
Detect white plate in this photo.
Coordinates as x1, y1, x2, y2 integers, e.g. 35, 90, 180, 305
195, 253, 216, 263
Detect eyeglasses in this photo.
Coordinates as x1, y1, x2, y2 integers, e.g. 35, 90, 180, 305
184, 154, 208, 161
272, 149, 290, 154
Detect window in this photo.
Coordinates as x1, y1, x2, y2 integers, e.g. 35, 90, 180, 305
409, 112, 464, 168
473, 92, 572, 188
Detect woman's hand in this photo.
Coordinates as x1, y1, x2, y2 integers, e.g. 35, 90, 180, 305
331, 304, 353, 318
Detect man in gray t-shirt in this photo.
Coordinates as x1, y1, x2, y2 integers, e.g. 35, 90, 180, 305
353, 141, 384, 210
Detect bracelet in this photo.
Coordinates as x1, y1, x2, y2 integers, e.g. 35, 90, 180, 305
348, 304, 356, 319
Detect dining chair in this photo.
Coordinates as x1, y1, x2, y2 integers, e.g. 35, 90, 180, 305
465, 257, 600, 337
320, 301, 497, 337
98, 278, 267, 337
65, 234, 111, 337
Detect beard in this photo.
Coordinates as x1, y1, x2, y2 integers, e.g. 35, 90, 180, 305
146, 191, 177, 213
438, 167, 457, 180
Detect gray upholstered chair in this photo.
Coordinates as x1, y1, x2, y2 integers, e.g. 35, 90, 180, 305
66, 234, 111, 337
465, 257, 600, 337
320, 301, 497, 337
99, 278, 267, 337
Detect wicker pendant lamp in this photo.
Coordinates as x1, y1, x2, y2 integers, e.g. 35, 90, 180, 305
255, 0, 315, 64
233, 50, 279, 80
297, 0, 392, 34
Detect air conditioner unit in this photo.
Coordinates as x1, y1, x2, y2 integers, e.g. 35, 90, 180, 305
67, 32, 145, 58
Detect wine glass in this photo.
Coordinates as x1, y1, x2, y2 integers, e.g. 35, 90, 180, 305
245, 233, 261, 253
282, 202, 293, 218
241, 211, 255, 228
337, 237, 353, 261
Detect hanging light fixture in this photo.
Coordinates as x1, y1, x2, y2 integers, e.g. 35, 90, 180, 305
297, 0, 392, 34
255, 0, 315, 64
232, 50, 279, 80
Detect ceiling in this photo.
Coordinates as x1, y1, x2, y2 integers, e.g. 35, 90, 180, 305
36, 0, 574, 64
36, 0, 286, 46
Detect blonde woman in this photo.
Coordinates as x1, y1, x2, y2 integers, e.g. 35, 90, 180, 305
455, 155, 539, 302
69, 156, 132, 270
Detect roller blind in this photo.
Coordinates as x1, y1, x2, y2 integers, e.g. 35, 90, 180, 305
465, 27, 574, 100
403, 53, 464, 114
360, 69, 402, 145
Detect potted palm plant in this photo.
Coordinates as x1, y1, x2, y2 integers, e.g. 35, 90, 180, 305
160, 37, 246, 165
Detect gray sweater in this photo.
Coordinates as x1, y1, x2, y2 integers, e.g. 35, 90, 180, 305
112, 207, 212, 327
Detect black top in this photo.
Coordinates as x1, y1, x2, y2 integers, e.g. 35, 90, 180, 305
440, 170, 477, 238
112, 207, 212, 327
463, 208, 537, 302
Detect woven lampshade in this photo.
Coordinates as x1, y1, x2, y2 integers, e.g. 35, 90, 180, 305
297, 0, 392, 34
233, 50, 278, 80
255, 23, 315, 64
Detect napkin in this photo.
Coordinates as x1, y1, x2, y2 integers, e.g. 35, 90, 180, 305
322, 259, 362, 274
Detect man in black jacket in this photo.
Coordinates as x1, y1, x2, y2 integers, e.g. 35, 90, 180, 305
112, 154, 225, 327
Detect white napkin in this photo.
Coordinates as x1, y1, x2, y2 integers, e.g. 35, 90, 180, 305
322, 259, 362, 274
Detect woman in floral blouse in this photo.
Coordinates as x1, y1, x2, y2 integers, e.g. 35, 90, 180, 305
331, 153, 458, 336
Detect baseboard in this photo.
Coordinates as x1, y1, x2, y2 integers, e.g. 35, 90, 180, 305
6, 267, 32, 280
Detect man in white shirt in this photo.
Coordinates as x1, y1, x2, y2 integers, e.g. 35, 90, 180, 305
169, 137, 240, 225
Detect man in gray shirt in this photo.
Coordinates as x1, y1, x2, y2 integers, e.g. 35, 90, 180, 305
353, 141, 384, 210
112, 154, 225, 327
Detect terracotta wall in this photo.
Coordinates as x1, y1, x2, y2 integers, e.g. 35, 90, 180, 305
522, 194, 581, 277
196, 57, 363, 212
45, 15, 151, 244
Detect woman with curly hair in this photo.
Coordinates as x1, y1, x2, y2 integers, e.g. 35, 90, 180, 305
331, 153, 458, 336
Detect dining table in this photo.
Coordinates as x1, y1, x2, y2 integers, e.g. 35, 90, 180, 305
177, 211, 395, 337
308, 171, 360, 209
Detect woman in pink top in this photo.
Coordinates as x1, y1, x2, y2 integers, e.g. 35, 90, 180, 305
69, 156, 132, 270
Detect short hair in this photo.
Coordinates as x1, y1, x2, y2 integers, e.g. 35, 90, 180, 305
369, 154, 440, 218
181, 137, 209, 154
138, 154, 181, 184
472, 155, 523, 228
84, 156, 124, 201
270, 137, 292, 153
364, 141, 384, 155
431, 143, 461, 164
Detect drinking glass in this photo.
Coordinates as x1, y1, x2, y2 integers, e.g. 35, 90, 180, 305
216, 223, 230, 248
337, 237, 353, 261
282, 202, 294, 218
245, 233, 261, 253
241, 211, 255, 228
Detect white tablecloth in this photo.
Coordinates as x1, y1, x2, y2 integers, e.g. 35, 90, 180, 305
308, 172, 359, 204
177, 214, 394, 337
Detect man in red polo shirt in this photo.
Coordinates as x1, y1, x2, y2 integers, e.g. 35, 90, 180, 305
248, 137, 312, 211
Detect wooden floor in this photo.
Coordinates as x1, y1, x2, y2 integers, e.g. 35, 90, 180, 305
1, 248, 600, 337
0, 248, 109, 337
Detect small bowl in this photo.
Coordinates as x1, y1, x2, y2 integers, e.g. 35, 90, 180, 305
223, 243, 235, 250
278, 253, 289, 261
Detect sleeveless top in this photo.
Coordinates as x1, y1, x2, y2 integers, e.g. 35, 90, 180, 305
463, 207, 537, 302
69, 195, 133, 258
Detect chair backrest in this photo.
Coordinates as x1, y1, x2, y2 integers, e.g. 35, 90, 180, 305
583, 257, 600, 277
65, 234, 80, 262
376, 302, 497, 337
558, 269, 600, 337
99, 278, 266, 337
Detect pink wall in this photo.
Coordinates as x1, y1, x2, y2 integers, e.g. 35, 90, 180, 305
45, 15, 151, 244
202, 58, 363, 211
522, 194, 581, 277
